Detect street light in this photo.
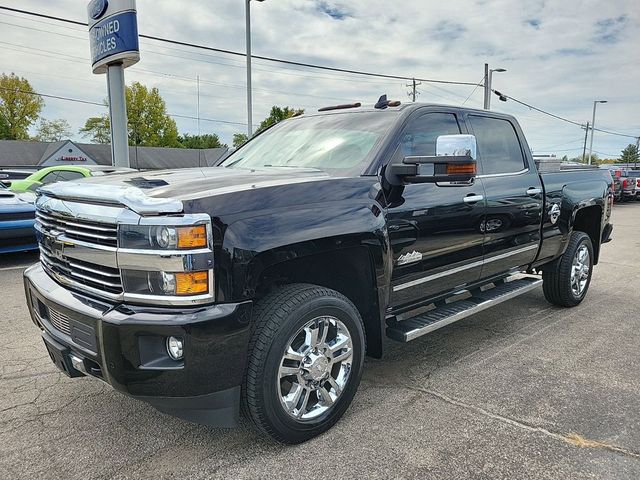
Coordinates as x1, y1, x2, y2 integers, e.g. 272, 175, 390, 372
483, 64, 507, 110
587, 100, 607, 165
245, 0, 265, 138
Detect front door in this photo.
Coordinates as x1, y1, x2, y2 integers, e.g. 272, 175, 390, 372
465, 113, 543, 278
386, 111, 486, 309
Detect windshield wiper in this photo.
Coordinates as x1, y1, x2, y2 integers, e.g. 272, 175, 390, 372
224, 157, 245, 167
263, 165, 323, 171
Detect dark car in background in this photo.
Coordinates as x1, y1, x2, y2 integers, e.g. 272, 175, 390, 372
0, 185, 37, 254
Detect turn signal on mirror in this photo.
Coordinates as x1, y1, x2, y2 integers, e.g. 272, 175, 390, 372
446, 163, 477, 175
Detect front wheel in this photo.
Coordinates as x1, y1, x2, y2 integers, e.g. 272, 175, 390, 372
542, 231, 594, 307
242, 284, 365, 444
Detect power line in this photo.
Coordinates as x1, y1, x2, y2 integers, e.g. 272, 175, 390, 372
0, 86, 254, 126
493, 89, 639, 139
0, 85, 104, 106
492, 89, 585, 128
460, 76, 486, 107
0, 5, 479, 87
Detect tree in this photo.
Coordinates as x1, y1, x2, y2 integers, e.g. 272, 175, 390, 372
79, 82, 180, 147
233, 133, 248, 148
79, 116, 111, 144
179, 133, 226, 149
231, 106, 304, 149
0, 115, 9, 139
35, 118, 72, 142
0, 73, 44, 139
257, 106, 304, 133
621, 143, 639, 166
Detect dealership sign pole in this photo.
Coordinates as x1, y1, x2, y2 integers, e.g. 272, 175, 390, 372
88, 0, 140, 168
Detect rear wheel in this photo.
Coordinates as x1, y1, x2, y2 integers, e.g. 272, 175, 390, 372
542, 231, 593, 307
242, 284, 365, 444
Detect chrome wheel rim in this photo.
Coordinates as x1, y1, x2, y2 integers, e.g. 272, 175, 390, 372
277, 315, 353, 421
571, 245, 590, 296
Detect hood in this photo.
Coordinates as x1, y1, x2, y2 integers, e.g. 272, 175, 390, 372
0, 189, 35, 212
39, 166, 334, 215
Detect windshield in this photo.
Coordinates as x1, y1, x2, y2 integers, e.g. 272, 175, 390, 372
221, 112, 395, 176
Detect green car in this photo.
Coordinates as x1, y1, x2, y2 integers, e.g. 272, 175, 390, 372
9, 165, 134, 193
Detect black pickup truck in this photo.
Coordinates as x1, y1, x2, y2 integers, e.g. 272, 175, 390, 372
24, 100, 613, 444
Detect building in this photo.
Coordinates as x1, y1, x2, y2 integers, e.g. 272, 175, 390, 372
0, 139, 228, 170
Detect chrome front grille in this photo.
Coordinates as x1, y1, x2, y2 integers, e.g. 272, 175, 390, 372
39, 243, 123, 295
35, 202, 123, 299
35, 210, 118, 247
48, 308, 71, 335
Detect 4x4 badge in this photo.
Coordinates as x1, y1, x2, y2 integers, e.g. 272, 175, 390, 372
397, 251, 422, 266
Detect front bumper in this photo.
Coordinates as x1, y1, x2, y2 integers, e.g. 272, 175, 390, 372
24, 263, 252, 427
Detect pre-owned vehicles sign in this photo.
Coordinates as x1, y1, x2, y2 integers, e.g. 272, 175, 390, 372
87, 0, 139, 74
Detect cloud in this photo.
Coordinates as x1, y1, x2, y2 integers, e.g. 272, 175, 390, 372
0, 0, 638, 159
525, 18, 542, 29
315, 1, 351, 21
593, 14, 628, 43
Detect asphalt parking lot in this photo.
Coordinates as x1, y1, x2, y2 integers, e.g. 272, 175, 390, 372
1, 204, 639, 479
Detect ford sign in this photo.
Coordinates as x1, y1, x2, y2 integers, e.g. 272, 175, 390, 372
89, 0, 109, 20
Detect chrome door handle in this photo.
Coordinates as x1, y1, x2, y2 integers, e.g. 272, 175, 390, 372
463, 194, 484, 204
527, 187, 542, 196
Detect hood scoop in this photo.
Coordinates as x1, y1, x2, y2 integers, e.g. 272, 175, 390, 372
39, 181, 183, 216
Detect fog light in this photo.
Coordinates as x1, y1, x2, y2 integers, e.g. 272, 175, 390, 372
166, 336, 184, 360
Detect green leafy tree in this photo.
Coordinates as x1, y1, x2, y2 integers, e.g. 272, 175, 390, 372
0, 73, 44, 139
0, 115, 10, 139
179, 133, 226, 149
231, 106, 304, 149
233, 133, 248, 148
80, 82, 179, 147
79, 116, 111, 144
621, 143, 639, 166
35, 118, 72, 142
256, 106, 304, 133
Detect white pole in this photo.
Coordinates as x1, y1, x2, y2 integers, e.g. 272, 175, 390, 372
106, 64, 130, 168
483, 63, 489, 110
245, 0, 253, 137
588, 102, 598, 165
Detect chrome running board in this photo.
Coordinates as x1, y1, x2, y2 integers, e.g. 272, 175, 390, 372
386, 276, 542, 342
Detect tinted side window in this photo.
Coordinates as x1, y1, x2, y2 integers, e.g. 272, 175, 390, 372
400, 113, 461, 157
468, 115, 526, 174
39, 172, 59, 185
56, 171, 85, 182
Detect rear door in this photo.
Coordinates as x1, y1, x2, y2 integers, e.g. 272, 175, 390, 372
465, 113, 543, 279
387, 110, 486, 308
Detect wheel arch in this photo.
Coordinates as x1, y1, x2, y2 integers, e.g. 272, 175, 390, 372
252, 245, 385, 358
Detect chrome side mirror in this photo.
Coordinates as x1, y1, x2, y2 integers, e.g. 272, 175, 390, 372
436, 134, 477, 159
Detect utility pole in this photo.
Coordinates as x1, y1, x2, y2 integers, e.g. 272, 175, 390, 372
483, 63, 489, 110
406, 78, 421, 102
581, 121, 590, 163
483, 64, 506, 110
245, 0, 253, 138
588, 100, 607, 165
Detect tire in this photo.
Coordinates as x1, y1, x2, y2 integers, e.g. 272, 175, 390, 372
242, 283, 366, 444
542, 231, 594, 307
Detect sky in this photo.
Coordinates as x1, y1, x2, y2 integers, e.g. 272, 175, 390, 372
1, 0, 639, 158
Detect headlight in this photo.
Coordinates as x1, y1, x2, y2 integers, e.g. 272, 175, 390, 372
117, 215, 214, 305
122, 270, 210, 297
120, 224, 208, 250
